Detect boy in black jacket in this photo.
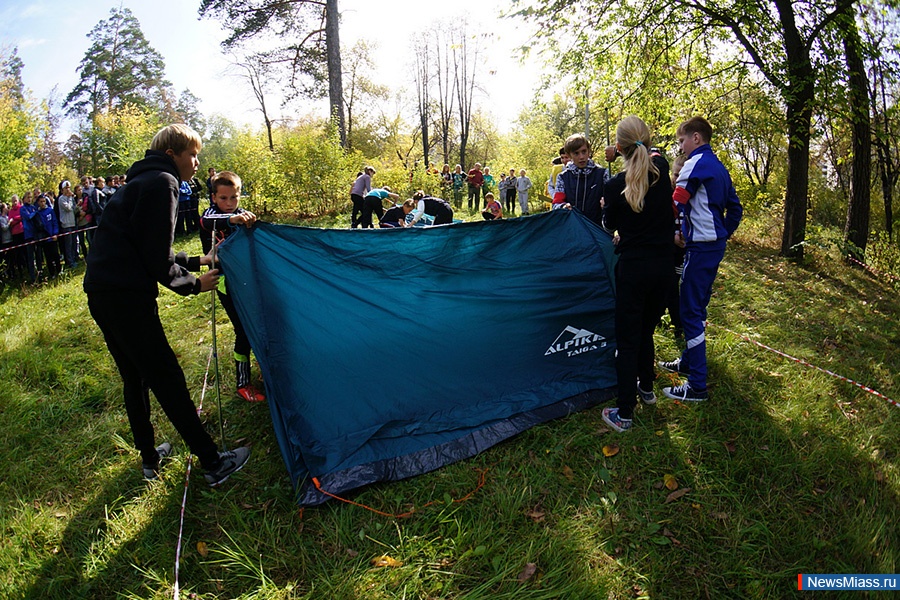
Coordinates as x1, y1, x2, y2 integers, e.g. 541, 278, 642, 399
84, 124, 251, 486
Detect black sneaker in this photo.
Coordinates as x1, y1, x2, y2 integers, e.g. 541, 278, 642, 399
637, 380, 657, 405
142, 442, 173, 480
204, 446, 252, 487
658, 358, 687, 375
662, 382, 709, 402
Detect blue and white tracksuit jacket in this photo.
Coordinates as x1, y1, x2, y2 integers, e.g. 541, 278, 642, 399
672, 144, 742, 391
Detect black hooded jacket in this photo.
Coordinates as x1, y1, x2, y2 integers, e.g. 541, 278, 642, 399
83, 150, 202, 297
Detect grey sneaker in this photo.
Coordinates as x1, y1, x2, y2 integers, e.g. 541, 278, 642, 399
204, 446, 252, 487
637, 381, 657, 405
142, 442, 173, 480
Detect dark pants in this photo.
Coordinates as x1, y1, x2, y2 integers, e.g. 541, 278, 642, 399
186, 199, 200, 233
505, 189, 517, 214
350, 194, 365, 228
665, 258, 684, 335
217, 286, 251, 359
433, 206, 454, 225
614, 256, 669, 419
39, 239, 60, 278
60, 227, 78, 267
76, 226, 90, 259
678, 246, 724, 391
175, 202, 189, 236
360, 195, 384, 229
467, 185, 481, 210
24, 238, 38, 283
88, 291, 220, 469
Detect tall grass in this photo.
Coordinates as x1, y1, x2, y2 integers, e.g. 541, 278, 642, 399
0, 215, 897, 599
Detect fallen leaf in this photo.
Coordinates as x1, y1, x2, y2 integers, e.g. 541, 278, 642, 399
724, 440, 736, 453
346, 548, 359, 557
602, 444, 620, 457
196, 541, 209, 557
662, 528, 681, 545
517, 562, 537, 583
562, 465, 575, 480
371, 555, 403, 568
652, 481, 664, 490
664, 487, 691, 504
663, 474, 679, 490
710, 511, 729, 521
526, 508, 546, 522
759, 445, 769, 451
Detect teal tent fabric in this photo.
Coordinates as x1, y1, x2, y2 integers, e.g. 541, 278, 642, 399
217, 210, 618, 505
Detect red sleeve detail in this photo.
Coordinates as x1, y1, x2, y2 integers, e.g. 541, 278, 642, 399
673, 186, 690, 205
552, 191, 567, 204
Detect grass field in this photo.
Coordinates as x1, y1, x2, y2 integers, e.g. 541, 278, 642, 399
0, 209, 898, 599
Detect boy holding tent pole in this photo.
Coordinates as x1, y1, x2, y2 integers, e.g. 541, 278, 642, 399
84, 124, 251, 486
200, 170, 265, 403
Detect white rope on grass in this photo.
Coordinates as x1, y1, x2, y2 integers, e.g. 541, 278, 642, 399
174, 347, 213, 600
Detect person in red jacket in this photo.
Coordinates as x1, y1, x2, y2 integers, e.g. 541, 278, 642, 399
466, 163, 484, 211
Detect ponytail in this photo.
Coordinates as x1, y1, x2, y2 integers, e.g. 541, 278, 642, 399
616, 116, 659, 213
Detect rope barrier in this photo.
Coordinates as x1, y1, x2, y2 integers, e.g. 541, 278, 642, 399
845, 255, 900, 284
0, 226, 97, 254
708, 322, 899, 409
173, 347, 214, 600
311, 467, 489, 519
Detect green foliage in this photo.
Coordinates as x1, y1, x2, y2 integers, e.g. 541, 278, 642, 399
0, 91, 36, 199
201, 121, 362, 217
81, 104, 162, 176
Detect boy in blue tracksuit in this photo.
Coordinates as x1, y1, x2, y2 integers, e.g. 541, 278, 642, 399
660, 116, 742, 402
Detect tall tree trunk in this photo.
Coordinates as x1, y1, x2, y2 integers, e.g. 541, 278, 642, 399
841, 8, 871, 255
325, 0, 345, 147
781, 92, 813, 258
776, 0, 814, 259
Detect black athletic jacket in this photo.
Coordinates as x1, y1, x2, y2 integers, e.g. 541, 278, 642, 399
83, 150, 202, 297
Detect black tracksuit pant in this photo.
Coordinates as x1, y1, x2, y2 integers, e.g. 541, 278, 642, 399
614, 256, 669, 419
88, 291, 220, 469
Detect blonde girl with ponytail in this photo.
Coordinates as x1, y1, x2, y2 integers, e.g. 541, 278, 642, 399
600, 115, 674, 434
617, 115, 660, 213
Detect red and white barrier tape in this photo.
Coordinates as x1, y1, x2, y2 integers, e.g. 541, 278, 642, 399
0, 226, 97, 254
709, 322, 899, 409
174, 348, 214, 600
846, 255, 900, 284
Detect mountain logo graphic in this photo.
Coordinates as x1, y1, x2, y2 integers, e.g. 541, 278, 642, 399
545, 326, 607, 357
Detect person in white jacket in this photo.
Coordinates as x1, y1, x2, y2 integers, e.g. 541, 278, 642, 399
515, 169, 533, 215
57, 181, 79, 268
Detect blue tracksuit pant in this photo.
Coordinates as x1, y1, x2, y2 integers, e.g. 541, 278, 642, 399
678, 246, 725, 391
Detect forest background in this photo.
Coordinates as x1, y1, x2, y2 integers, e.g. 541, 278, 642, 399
2, 0, 899, 263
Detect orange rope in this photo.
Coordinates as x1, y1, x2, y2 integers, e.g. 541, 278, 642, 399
311, 468, 488, 518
